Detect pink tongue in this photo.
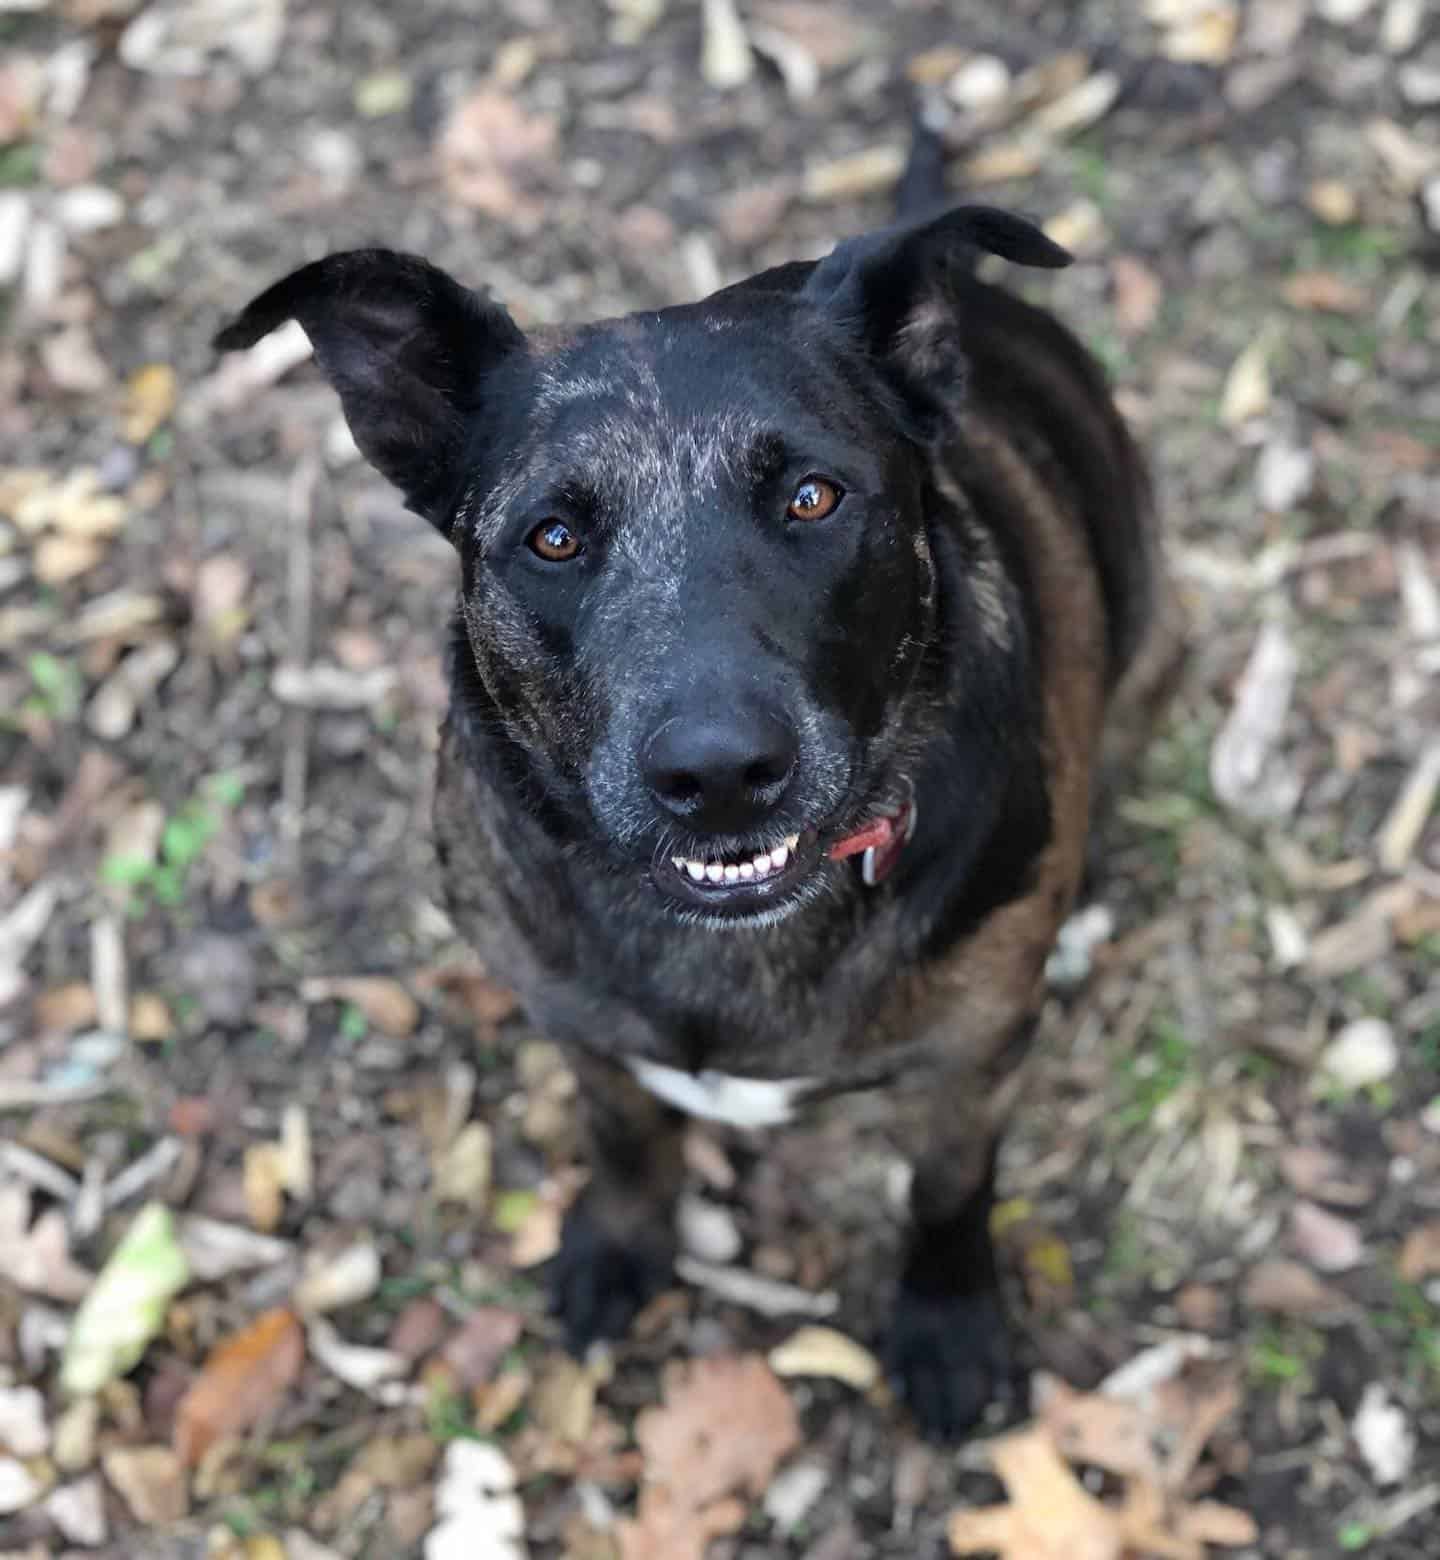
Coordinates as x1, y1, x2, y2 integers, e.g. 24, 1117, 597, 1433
826, 815, 896, 862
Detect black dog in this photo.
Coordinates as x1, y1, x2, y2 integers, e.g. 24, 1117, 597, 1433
217, 142, 1179, 1439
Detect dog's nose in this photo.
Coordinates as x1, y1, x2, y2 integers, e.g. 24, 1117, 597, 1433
643, 706, 798, 833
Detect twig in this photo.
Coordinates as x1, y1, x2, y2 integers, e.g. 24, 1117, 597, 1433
104, 1136, 183, 1210
0, 1079, 113, 1112
280, 454, 320, 871
0, 1142, 80, 1201
675, 1257, 838, 1318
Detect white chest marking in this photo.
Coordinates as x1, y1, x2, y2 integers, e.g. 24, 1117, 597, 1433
627, 1059, 813, 1128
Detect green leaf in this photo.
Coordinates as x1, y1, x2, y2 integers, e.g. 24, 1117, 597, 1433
101, 853, 155, 887
61, 1203, 189, 1395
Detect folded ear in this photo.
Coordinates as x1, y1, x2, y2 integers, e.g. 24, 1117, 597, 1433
214, 249, 525, 530
803, 204, 1070, 437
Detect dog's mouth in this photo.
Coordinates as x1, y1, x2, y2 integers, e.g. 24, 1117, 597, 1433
652, 780, 916, 920
656, 830, 822, 916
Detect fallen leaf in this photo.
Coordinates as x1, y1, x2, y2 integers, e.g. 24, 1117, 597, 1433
1398, 1222, 1440, 1283
1157, 3, 1240, 64
1306, 179, 1358, 225
61, 1202, 189, 1395
308, 1318, 409, 1400
433, 1121, 493, 1211
1289, 1201, 1364, 1273
302, 974, 419, 1037
948, 1425, 1123, 1559
175, 1214, 290, 1282
437, 86, 558, 228
122, 363, 178, 442
34, 981, 98, 1034
1111, 254, 1163, 335
35, 531, 105, 583
1219, 332, 1272, 426
1282, 271, 1370, 314
1209, 621, 1300, 821
295, 1240, 382, 1314
530, 1355, 599, 1444
802, 144, 907, 203
1319, 1018, 1398, 1089
425, 1439, 525, 1560
700, 0, 755, 89
436, 1306, 525, 1390
1240, 1257, 1348, 1317
768, 1326, 881, 1393
173, 1307, 304, 1467
619, 1353, 800, 1560
101, 1443, 188, 1523
0, 1183, 93, 1301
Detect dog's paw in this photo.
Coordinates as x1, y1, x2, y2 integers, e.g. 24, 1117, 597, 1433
548, 1194, 675, 1355
883, 1283, 1017, 1442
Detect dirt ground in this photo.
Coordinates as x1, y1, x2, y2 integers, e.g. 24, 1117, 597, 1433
3, 0, 1440, 1556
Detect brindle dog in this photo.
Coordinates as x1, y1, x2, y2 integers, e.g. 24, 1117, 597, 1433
216, 141, 1180, 1438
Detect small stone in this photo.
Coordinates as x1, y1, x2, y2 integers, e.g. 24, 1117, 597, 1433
53, 184, 125, 233
1317, 0, 1376, 20
678, 1196, 742, 1264
946, 53, 1011, 116
1290, 1201, 1364, 1272
295, 1241, 382, 1315
1398, 59, 1440, 106
0, 1454, 45, 1514
1420, 175, 1440, 237
0, 1386, 49, 1457
1381, 0, 1424, 52
1255, 440, 1314, 512
1353, 1384, 1415, 1486
1319, 1019, 1398, 1091
1306, 179, 1358, 225
43, 1474, 109, 1545
764, 1461, 828, 1531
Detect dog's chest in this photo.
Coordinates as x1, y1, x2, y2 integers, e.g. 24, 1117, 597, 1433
625, 1058, 814, 1127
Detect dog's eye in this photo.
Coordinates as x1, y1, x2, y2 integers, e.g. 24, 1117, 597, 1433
786, 476, 843, 523
527, 520, 582, 562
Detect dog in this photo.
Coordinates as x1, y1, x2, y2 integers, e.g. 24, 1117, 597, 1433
216, 132, 1181, 1439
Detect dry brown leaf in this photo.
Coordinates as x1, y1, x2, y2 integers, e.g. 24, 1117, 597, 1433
173, 1307, 305, 1467
435, 1306, 525, 1391
302, 975, 419, 1037
1218, 333, 1272, 427
1398, 1222, 1440, 1283
33, 981, 98, 1034
634, 1354, 800, 1510
433, 1120, 493, 1210
1037, 1377, 1162, 1483
1282, 271, 1370, 314
35, 532, 105, 584
530, 1355, 599, 1444
1111, 254, 1163, 336
1241, 1257, 1348, 1317
948, 1425, 1123, 1559
768, 1326, 881, 1393
122, 363, 178, 443
437, 87, 558, 228
101, 1444, 188, 1523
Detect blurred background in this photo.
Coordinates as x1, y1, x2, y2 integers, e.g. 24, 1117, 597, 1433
2, 0, 1439, 1555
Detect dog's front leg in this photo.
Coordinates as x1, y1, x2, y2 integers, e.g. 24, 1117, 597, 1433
550, 1051, 686, 1354
882, 1016, 1037, 1440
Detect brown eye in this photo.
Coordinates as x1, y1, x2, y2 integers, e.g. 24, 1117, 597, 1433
528, 519, 582, 562
786, 476, 843, 523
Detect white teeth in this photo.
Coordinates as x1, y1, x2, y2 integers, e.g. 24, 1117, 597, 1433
675, 836, 802, 887
723, 864, 740, 883
739, 861, 755, 880
770, 845, 788, 870
752, 852, 772, 876
672, 857, 685, 870
687, 860, 706, 882
706, 862, 724, 883
784, 833, 799, 849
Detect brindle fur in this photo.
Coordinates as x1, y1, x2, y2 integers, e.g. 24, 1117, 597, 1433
217, 147, 1180, 1439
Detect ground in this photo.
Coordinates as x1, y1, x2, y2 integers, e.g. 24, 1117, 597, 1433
2, 0, 1439, 1556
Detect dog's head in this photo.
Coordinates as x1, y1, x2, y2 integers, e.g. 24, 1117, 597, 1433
217, 207, 1068, 927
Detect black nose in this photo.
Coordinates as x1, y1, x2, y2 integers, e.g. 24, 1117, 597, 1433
643, 705, 798, 833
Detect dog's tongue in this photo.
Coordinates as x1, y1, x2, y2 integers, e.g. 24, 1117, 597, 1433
826, 796, 916, 887
827, 816, 896, 862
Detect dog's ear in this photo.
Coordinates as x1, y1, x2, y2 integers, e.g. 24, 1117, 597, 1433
803, 205, 1070, 436
214, 249, 525, 530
